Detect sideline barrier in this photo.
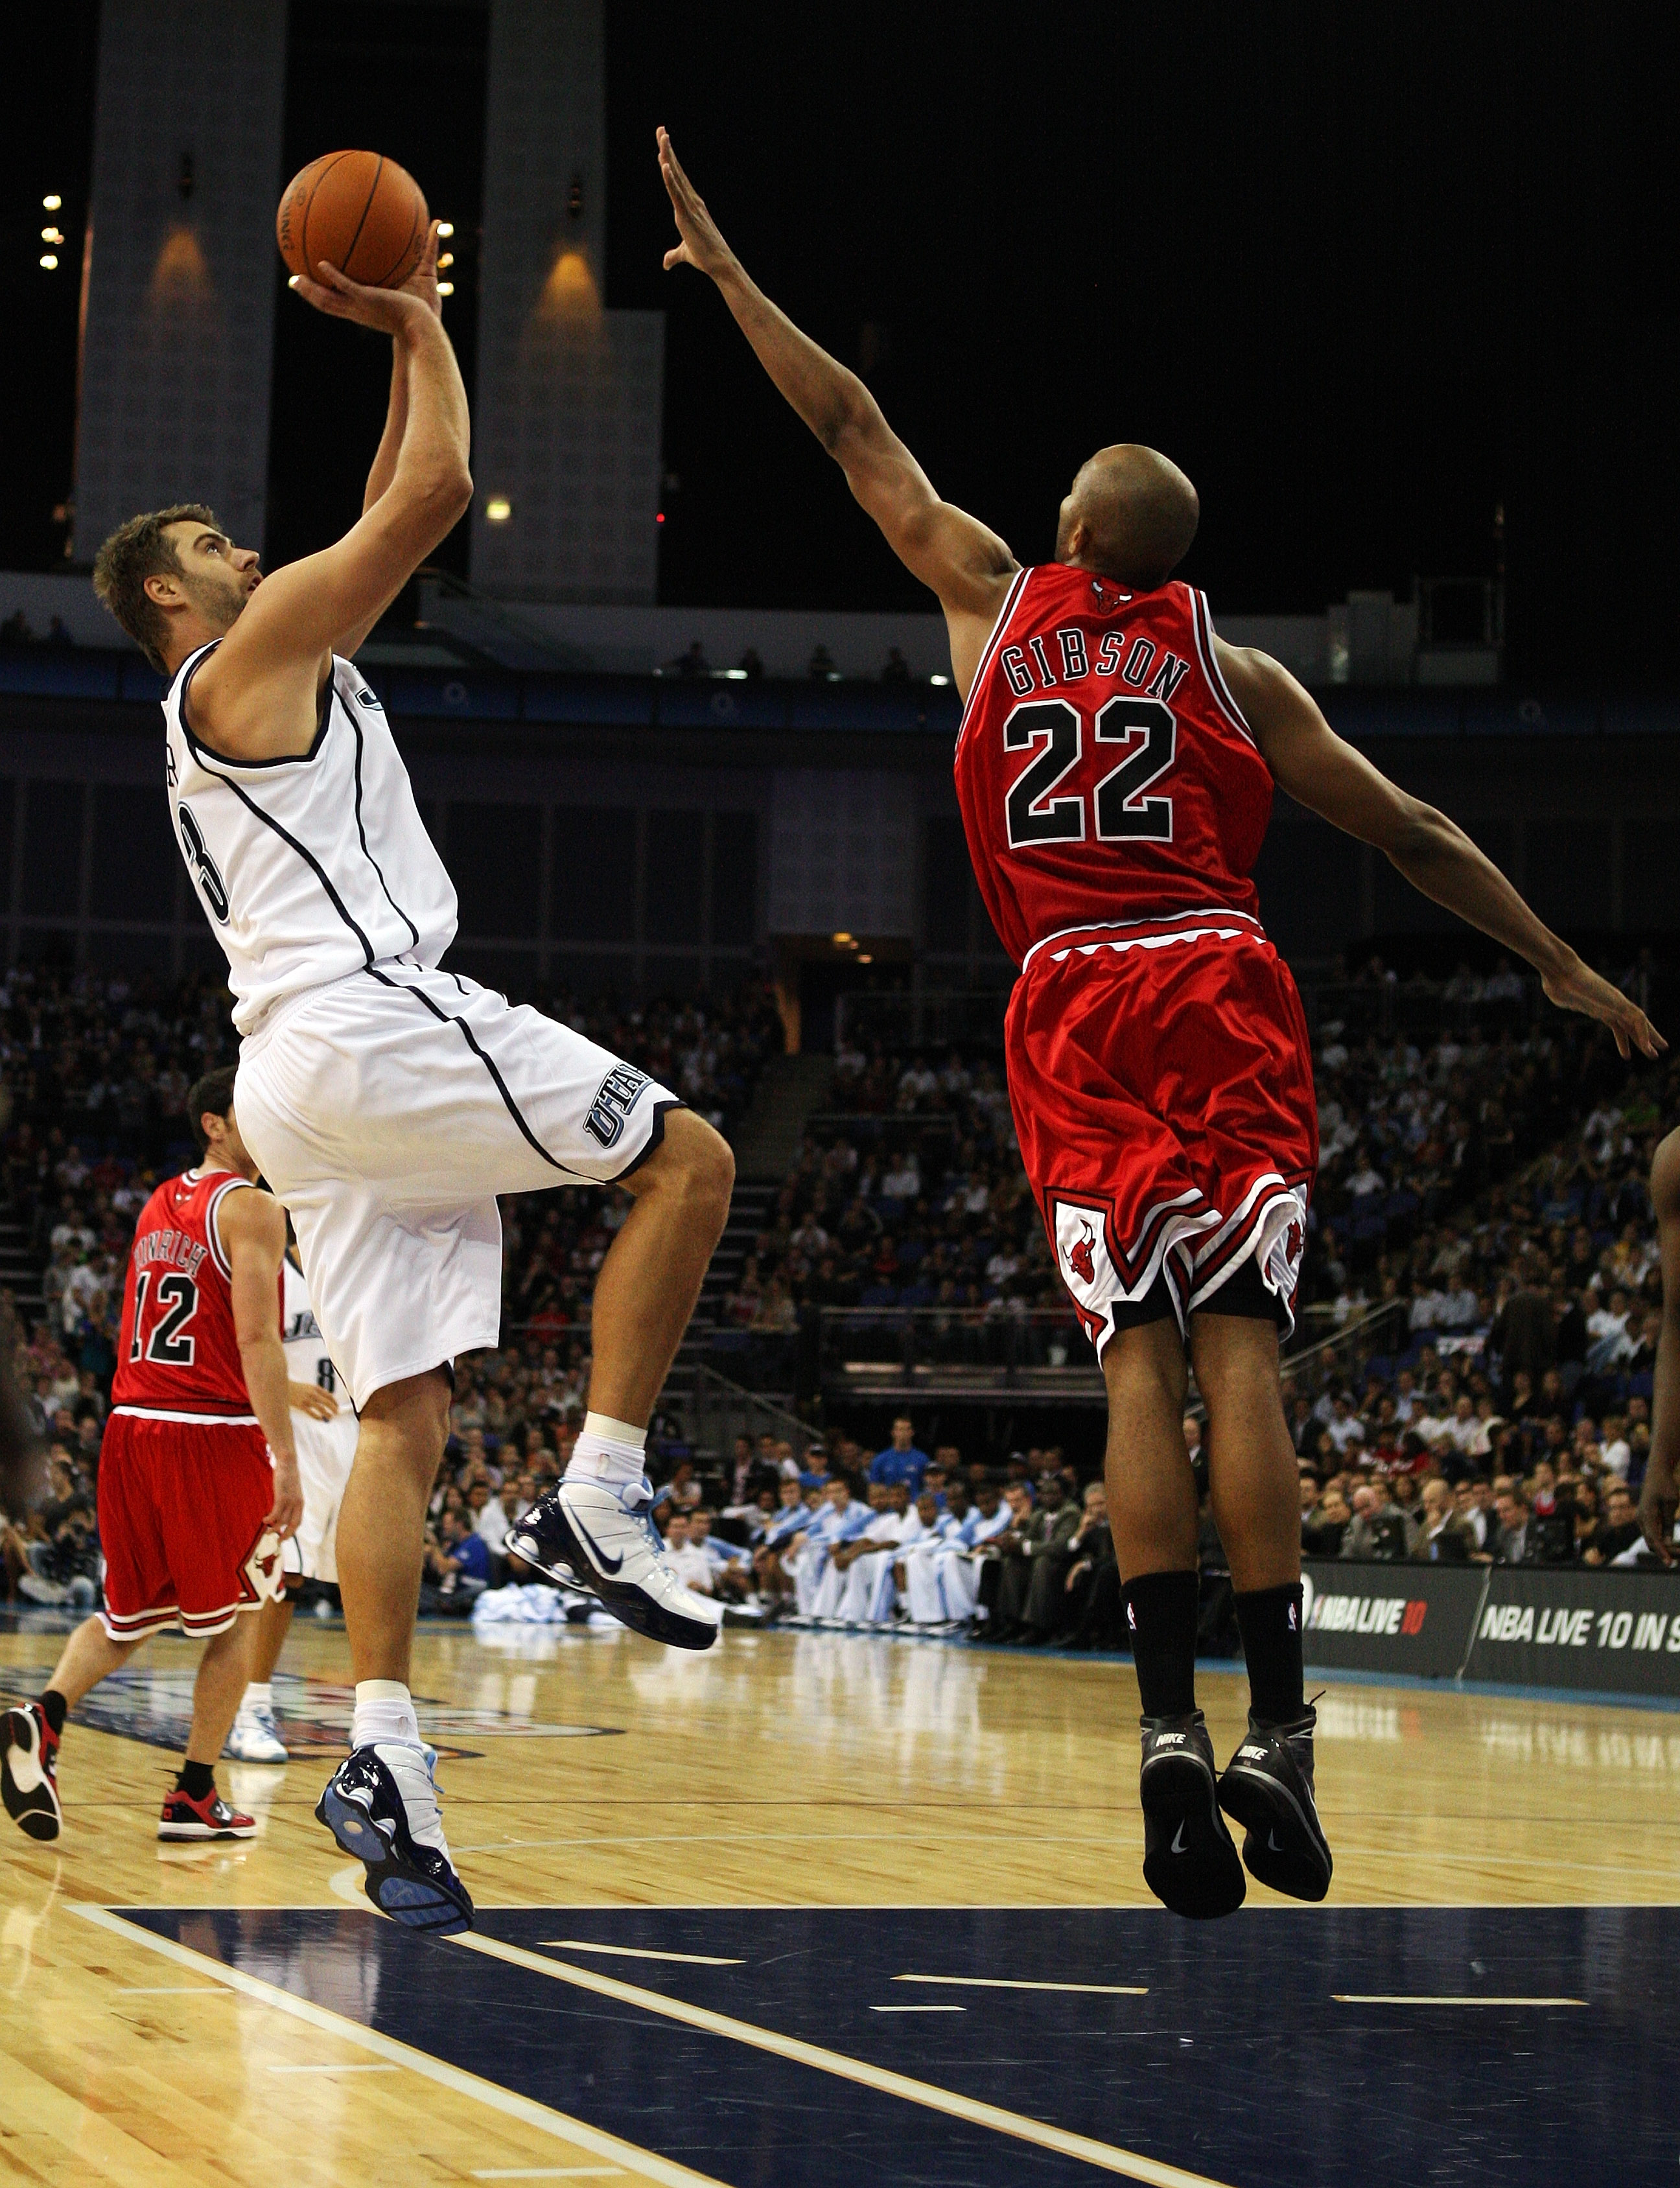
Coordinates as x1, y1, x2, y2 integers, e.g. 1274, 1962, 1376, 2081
1301, 1560, 1486, 1679
1302, 1558, 1680, 1699
1464, 1568, 1680, 1699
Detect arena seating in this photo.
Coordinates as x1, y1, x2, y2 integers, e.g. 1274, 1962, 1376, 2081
0, 955, 1671, 1623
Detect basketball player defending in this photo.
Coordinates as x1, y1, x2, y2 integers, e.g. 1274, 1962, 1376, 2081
90, 227, 733, 1934
657, 130, 1664, 1916
0, 1070, 299, 1845
226, 1239, 355, 1765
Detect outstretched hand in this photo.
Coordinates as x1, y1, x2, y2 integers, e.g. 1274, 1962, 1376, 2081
1541, 955, 1666, 1060
289, 252, 435, 336
657, 126, 738, 281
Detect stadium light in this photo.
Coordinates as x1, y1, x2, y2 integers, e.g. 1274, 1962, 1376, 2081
832, 933, 854, 948
42, 193, 61, 211
41, 227, 64, 245
929, 673, 950, 686
39, 254, 58, 270
436, 221, 454, 238
485, 498, 513, 522
436, 281, 454, 296
438, 252, 454, 269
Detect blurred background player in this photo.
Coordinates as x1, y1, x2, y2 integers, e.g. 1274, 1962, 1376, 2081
657, 126, 1664, 1920
226, 1236, 357, 1765
0, 1069, 300, 1843
1636, 1128, 1680, 1564
91, 222, 732, 1934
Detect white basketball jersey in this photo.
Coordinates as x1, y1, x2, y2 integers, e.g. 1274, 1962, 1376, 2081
164, 643, 458, 1034
281, 1255, 342, 1407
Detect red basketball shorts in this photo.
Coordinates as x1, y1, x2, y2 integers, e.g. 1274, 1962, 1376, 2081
97, 1413, 282, 1644
1007, 914, 1318, 1356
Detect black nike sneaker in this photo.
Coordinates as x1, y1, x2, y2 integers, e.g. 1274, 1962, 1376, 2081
506, 1476, 721, 1650
1138, 1710, 1246, 1920
1217, 1706, 1333, 1903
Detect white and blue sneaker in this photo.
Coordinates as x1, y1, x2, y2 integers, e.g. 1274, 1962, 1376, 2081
226, 1694, 288, 1764
507, 1476, 723, 1651
315, 1741, 474, 1935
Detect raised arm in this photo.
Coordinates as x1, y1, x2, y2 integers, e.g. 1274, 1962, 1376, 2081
190, 247, 471, 763
657, 128, 1016, 692
1217, 638, 1665, 1061
218, 1186, 303, 1542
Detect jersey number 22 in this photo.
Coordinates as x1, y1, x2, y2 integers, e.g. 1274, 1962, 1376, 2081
1003, 696, 1176, 846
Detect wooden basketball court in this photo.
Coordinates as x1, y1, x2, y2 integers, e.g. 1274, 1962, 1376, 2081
3, 1616, 1675, 2187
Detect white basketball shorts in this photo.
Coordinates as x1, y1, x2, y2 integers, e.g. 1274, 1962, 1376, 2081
235, 963, 680, 1408
282, 1405, 360, 1584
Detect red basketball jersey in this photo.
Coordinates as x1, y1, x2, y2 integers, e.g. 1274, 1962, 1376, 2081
953, 566, 1274, 966
111, 1167, 274, 1419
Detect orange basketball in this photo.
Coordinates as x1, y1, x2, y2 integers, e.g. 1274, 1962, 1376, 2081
276, 150, 428, 289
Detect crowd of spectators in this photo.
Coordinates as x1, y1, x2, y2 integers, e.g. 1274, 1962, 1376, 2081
714, 1043, 1065, 1382
1, 953, 1673, 1629
1289, 995, 1673, 1572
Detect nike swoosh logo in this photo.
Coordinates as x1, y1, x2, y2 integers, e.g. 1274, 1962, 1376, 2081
1171, 1821, 1189, 1855
565, 1502, 625, 1576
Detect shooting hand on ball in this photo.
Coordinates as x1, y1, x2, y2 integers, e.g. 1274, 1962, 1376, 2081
290, 257, 434, 338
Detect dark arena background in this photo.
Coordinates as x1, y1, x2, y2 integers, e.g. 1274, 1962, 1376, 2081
1, 6, 1677, 2185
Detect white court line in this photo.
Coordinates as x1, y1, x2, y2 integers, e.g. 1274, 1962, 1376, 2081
472, 2172, 625, 2181
896, 1975, 1149, 1997
542, 1941, 742, 1967
870, 2005, 964, 2014
268, 2060, 400, 2073
454, 1932, 1234, 2188
70, 1907, 731, 2188
1333, 1994, 1585, 2008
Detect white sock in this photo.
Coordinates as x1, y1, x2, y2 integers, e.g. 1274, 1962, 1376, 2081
565, 1412, 648, 1495
352, 1679, 419, 1752
244, 1682, 272, 1712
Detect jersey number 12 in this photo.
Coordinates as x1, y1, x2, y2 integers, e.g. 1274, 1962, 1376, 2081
1003, 696, 1176, 847
129, 1270, 199, 1368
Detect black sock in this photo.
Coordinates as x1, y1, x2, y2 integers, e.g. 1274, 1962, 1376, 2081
39, 1690, 67, 1738
1234, 1582, 1305, 1726
177, 1760, 215, 1802
1123, 1570, 1200, 1718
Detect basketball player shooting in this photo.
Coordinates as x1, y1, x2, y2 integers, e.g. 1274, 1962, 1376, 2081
657, 127, 1664, 1918
91, 204, 734, 1936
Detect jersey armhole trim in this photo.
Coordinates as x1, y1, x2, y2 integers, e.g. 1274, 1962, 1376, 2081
1188, 588, 1258, 748
204, 1175, 255, 1284
954, 566, 1034, 747
179, 646, 336, 774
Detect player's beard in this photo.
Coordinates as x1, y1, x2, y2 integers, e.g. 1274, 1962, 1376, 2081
181, 564, 251, 635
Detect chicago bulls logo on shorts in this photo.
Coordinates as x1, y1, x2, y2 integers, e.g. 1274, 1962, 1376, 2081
1066, 1220, 1098, 1286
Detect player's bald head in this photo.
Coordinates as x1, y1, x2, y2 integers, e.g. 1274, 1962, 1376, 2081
1056, 444, 1199, 591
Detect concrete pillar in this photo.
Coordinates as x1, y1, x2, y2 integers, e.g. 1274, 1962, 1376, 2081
471, 0, 664, 603
75, 1, 286, 558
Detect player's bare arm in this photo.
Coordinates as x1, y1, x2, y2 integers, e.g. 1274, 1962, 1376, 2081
1638, 1129, 1680, 1561
185, 253, 471, 765
340, 221, 447, 656
1219, 638, 1665, 1062
657, 127, 1017, 692
219, 1187, 303, 1540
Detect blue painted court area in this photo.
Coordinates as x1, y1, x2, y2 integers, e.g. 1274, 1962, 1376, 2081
124, 1901, 1676, 2187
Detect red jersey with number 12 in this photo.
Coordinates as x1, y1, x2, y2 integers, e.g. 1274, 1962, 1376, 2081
953, 566, 1274, 967
111, 1167, 270, 1418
